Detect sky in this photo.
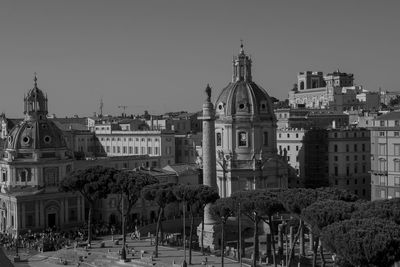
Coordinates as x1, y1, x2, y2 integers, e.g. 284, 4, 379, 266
0, 0, 399, 117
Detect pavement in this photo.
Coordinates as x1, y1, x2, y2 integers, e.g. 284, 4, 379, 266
1, 235, 251, 267
1, 235, 331, 267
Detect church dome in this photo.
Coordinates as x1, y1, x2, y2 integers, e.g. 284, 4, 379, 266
214, 44, 275, 120
5, 74, 67, 152
215, 81, 274, 118
6, 120, 67, 151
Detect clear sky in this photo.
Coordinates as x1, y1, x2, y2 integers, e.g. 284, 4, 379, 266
0, 0, 399, 117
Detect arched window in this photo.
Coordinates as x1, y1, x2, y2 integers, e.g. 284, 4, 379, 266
300, 81, 305, 90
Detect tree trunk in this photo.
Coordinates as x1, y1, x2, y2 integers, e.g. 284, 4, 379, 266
299, 220, 305, 256
87, 202, 93, 246
155, 207, 163, 257
221, 221, 225, 267
160, 210, 164, 245
201, 213, 205, 255
121, 196, 127, 260
287, 220, 302, 267
312, 236, 319, 267
189, 211, 194, 264
268, 215, 277, 267
320, 244, 326, 267
252, 218, 259, 267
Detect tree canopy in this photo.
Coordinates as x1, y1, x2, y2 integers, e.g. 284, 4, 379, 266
59, 166, 118, 245
351, 198, 400, 224
322, 218, 400, 267
59, 166, 118, 203
301, 200, 357, 236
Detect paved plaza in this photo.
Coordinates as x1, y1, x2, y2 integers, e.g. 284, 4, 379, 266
1, 235, 251, 267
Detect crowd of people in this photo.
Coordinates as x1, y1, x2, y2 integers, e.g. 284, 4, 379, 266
0, 220, 137, 253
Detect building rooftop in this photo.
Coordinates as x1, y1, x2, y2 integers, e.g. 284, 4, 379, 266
377, 111, 400, 120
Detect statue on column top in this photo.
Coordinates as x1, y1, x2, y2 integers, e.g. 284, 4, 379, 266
205, 84, 211, 102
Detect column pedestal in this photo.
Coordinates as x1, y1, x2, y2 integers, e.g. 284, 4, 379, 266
197, 222, 221, 252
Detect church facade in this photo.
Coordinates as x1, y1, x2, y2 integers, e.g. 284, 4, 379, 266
213, 44, 288, 197
0, 76, 85, 235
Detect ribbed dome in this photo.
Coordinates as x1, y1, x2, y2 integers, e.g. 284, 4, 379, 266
215, 81, 275, 119
6, 120, 67, 151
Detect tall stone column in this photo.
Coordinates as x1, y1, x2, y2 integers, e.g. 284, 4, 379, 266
198, 84, 219, 250
202, 84, 217, 225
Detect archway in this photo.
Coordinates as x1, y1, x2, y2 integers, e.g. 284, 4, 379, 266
45, 201, 60, 229
109, 214, 117, 225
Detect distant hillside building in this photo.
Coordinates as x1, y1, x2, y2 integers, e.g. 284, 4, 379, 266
274, 108, 349, 129
288, 70, 379, 111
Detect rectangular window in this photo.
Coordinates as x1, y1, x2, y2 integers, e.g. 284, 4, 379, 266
117, 147, 120, 153
380, 121, 385, 126
148, 147, 152, 154
129, 146, 133, 154
395, 161, 400, 172
106, 146, 110, 153
263, 132, 268, 146
334, 156, 338, 162
354, 164, 358, 174
379, 144, 387, 155
362, 164, 366, 173
379, 131, 385, 137
216, 133, 222, 146
354, 144, 358, 152
155, 147, 159, 155
334, 166, 338, 176
395, 144, 400, 156
346, 144, 349, 152
362, 143, 366, 152
380, 176, 386, 185
123, 146, 127, 154
395, 132, 400, 137
379, 159, 386, 172
238, 132, 247, 147
2, 169, 7, 182
296, 145, 299, 151
395, 176, 400, 186
380, 190, 386, 199
141, 147, 145, 154
134, 147, 138, 154
113, 146, 116, 153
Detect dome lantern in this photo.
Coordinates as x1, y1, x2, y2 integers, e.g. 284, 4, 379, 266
232, 42, 252, 82
24, 73, 48, 120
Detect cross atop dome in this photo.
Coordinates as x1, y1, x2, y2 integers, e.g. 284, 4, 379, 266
34, 72, 38, 88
